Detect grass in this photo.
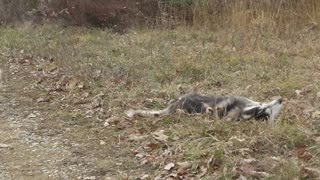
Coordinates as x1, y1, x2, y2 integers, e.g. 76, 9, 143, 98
1, 24, 320, 178
160, 0, 320, 31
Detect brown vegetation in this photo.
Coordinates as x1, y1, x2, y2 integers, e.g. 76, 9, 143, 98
64, 0, 159, 32
1, 23, 320, 178
1, 0, 319, 32
1, 0, 320, 179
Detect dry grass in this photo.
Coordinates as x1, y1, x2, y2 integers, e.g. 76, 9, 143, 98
2, 0, 320, 34
195, 0, 319, 26
159, 0, 320, 32
1, 24, 320, 178
0, 0, 40, 24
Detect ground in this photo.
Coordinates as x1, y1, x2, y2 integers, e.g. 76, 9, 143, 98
0, 24, 320, 179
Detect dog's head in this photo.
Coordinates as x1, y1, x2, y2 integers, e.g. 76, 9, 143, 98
242, 98, 283, 122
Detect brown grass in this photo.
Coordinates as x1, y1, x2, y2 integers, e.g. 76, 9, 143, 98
2, 0, 320, 34
1, 24, 320, 178
153, 0, 320, 35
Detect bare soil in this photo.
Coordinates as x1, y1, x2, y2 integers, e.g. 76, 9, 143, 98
0, 52, 146, 179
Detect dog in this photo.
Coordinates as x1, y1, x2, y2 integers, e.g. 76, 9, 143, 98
125, 93, 283, 122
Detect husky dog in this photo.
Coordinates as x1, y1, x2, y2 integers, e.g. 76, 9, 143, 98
125, 93, 282, 122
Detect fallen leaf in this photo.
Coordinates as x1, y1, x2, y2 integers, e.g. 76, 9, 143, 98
241, 158, 257, 164
91, 97, 103, 109
152, 130, 169, 142
176, 109, 186, 115
317, 91, 320, 98
77, 82, 85, 89
0, 143, 10, 148
27, 113, 37, 118
197, 166, 208, 178
135, 153, 144, 158
128, 134, 147, 141
214, 81, 222, 87
177, 162, 192, 169
238, 163, 270, 178
295, 85, 313, 96
167, 173, 178, 179
36, 97, 50, 103
104, 117, 121, 127
103, 121, 110, 127
302, 167, 320, 178
100, 140, 106, 145
237, 175, 247, 180
315, 137, 320, 146
48, 64, 58, 72
252, 171, 270, 178
83, 176, 96, 180
295, 90, 303, 96
66, 77, 80, 90
312, 111, 320, 119
164, 163, 175, 171
229, 136, 245, 142
140, 174, 149, 180
177, 168, 188, 176
116, 123, 126, 130
296, 147, 313, 162
145, 142, 161, 151
93, 70, 102, 79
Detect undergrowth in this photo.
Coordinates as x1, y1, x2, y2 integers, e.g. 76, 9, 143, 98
1, 24, 320, 178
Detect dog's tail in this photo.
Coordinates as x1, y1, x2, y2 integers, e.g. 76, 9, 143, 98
125, 100, 178, 119
125, 106, 173, 119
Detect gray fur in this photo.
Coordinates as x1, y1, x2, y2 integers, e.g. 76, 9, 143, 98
125, 93, 282, 122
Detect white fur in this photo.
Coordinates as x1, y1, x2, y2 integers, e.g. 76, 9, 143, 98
125, 106, 171, 118
125, 94, 283, 122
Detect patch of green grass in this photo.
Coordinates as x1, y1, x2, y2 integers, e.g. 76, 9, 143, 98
271, 160, 300, 180
272, 122, 310, 148
1, 24, 320, 178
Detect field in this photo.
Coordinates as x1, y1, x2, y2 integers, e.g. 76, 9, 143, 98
1, 24, 320, 179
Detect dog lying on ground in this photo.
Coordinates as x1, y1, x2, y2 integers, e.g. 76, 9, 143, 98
125, 93, 283, 122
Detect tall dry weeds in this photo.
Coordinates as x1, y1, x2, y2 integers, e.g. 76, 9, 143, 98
1, 0, 319, 32
158, 0, 320, 32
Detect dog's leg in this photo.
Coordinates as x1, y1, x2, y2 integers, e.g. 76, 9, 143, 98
202, 103, 214, 115
225, 107, 242, 121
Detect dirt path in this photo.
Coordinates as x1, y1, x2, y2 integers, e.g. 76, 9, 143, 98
0, 53, 144, 179
0, 60, 83, 179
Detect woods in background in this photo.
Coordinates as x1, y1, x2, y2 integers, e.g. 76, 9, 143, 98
1, 0, 319, 32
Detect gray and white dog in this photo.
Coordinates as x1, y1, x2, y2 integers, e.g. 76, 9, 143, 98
125, 93, 283, 122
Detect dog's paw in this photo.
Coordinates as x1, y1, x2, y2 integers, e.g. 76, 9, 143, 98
176, 109, 186, 115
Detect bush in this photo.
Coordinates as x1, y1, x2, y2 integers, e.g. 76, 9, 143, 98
0, 0, 41, 24
1, 0, 319, 33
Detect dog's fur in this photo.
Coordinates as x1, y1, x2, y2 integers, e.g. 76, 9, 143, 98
125, 93, 282, 122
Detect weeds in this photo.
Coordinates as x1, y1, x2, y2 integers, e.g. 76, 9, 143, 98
1, 24, 320, 178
